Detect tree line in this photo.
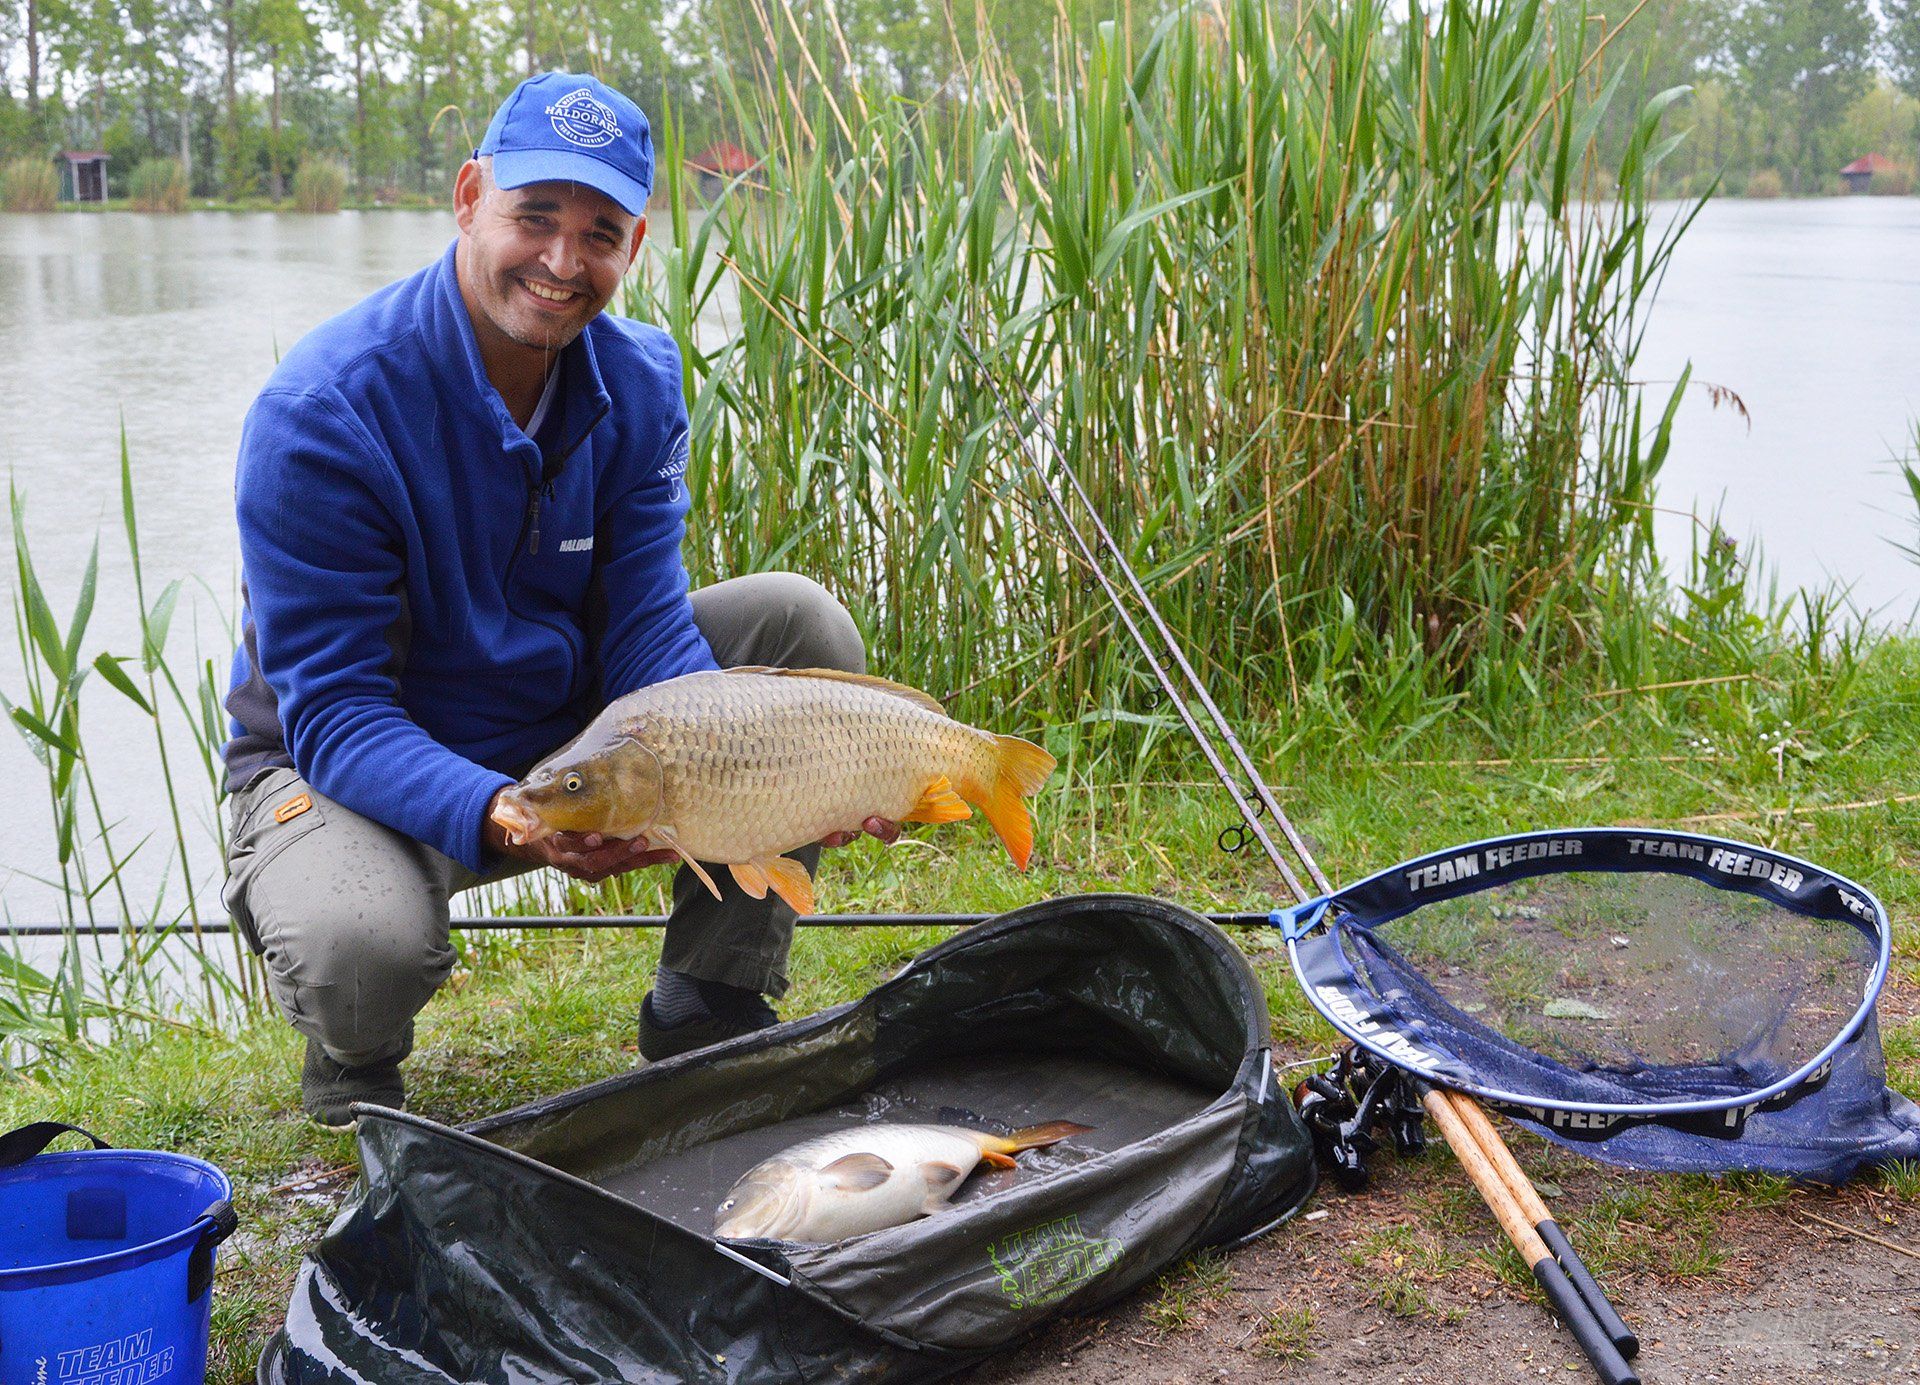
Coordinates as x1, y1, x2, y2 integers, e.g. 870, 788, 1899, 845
0, 0, 1915, 201
0, 0, 1144, 201
1601, 0, 1920, 193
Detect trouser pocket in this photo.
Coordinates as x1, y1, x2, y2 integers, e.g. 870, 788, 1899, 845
223, 768, 329, 955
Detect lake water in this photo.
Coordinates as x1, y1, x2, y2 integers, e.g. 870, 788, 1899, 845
0, 199, 1916, 923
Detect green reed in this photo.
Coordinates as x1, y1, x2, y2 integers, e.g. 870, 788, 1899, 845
3, 456, 250, 1069
630, 0, 1739, 745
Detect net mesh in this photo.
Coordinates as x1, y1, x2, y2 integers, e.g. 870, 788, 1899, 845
1350, 871, 1872, 1098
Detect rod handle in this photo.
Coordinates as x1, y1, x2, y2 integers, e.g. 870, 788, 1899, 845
1534, 1258, 1639, 1385
1539, 1218, 1640, 1359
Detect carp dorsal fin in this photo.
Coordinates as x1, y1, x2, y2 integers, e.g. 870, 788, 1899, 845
724, 666, 947, 717
819, 1152, 893, 1190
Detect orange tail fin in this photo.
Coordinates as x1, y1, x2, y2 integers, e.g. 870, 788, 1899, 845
959, 734, 1056, 871
979, 1121, 1094, 1159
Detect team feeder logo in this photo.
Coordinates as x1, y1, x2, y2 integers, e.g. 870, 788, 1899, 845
545, 88, 622, 148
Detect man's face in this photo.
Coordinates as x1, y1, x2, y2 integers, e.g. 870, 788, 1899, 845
454, 161, 646, 354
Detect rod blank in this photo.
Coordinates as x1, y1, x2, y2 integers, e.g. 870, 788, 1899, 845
1, 911, 1278, 940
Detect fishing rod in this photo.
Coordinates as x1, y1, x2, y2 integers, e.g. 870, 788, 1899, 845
1, 912, 1276, 940
955, 325, 1638, 1385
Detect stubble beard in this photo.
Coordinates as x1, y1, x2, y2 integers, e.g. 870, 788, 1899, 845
493, 272, 594, 353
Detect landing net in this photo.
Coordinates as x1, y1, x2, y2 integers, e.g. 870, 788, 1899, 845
1279, 829, 1919, 1175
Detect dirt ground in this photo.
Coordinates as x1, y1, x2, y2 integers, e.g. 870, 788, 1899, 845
970, 1143, 1919, 1384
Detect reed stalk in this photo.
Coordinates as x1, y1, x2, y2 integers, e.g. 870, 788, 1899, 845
629, 0, 1707, 745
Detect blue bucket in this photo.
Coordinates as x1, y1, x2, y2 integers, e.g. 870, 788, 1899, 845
0, 1123, 236, 1385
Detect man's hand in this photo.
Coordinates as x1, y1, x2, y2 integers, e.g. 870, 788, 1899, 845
484, 790, 899, 883
821, 817, 902, 850
482, 796, 680, 883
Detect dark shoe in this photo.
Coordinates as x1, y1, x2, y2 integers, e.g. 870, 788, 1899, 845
637, 987, 778, 1062
302, 1037, 405, 1131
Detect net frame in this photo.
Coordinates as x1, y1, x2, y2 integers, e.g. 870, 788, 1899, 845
1275, 828, 1891, 1136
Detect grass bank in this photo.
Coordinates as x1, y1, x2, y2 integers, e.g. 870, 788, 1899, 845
4, 638, 1916, 1381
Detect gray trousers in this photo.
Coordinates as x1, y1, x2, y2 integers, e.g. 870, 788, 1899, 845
222, 572, 865, 1067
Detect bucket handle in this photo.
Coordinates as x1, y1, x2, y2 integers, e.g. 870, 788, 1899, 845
187, 1199, 239, 1302
0, 1120, 110, 1167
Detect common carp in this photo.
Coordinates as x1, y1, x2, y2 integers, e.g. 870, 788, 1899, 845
489, 667, 1056, 915
713, 1120, 1093, 1242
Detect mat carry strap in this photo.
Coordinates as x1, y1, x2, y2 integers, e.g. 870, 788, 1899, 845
0, 1120, 111, 1167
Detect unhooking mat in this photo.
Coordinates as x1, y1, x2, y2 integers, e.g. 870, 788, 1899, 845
257, 893, 1316, 1383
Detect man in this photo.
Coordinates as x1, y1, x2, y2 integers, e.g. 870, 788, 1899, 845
221, 71, 894, 1129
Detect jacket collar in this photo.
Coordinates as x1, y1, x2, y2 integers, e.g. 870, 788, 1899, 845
418, 239, 616, 460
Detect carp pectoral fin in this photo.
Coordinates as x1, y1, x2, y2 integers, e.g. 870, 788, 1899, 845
760, 855, 815, 916
656, 830, 724, 901
729, 861, 770, 899
903, 775, 972, 825
921, 1161, 966, 1209
977, 1148, 1017, 1170
921, 1161, 965, 1187
819, 1152, 893, 1191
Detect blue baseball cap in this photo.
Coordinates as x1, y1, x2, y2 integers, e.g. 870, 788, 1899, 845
477, 72, 653, 215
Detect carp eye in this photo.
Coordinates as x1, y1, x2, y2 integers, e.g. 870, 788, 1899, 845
564, 773, 583, 793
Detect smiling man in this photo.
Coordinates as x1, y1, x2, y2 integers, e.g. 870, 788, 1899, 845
220, 73, 892, 1128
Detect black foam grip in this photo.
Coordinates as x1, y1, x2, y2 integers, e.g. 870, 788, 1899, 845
1540, 1219, 1640, 1359
1533, 1259, 1639, 1385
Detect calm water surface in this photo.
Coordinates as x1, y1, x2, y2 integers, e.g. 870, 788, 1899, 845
1636, 197, 1920, 619
0, 200, 1915, 920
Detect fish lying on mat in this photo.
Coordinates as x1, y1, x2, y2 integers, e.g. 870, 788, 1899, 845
713, 1121, 1093, 1242
489, 667, 1056, 915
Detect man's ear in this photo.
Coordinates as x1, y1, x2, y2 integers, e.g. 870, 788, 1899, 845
453, 159, 483, 233
627, 214, 648, 267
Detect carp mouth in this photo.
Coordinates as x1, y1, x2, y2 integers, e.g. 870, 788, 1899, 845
490, 792, 552, 846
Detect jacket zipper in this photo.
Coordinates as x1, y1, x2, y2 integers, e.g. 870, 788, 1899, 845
520, 400, 611, 558
503, 399, 613, 704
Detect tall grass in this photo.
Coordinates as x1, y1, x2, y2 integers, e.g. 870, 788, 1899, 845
632, 0, 1723, 750
0, 158, 57, 212
290, 160, 348, 213
3, 449, 248, 1069
129, 157, 190, 212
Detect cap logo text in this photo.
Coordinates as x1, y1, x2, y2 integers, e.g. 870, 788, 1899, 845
546, 88, 622, 148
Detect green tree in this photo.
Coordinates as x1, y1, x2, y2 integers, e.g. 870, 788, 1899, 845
46, 0, 129, 146
254, 0, 316, 197
1729, 0, 1876, 188
1881, 0, 1920, 168
1888, 0, 1920, 98
1590, 0, 1734, 193
320, 0, 388, 188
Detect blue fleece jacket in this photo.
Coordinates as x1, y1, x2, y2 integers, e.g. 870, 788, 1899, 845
223, 240, 719, 872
